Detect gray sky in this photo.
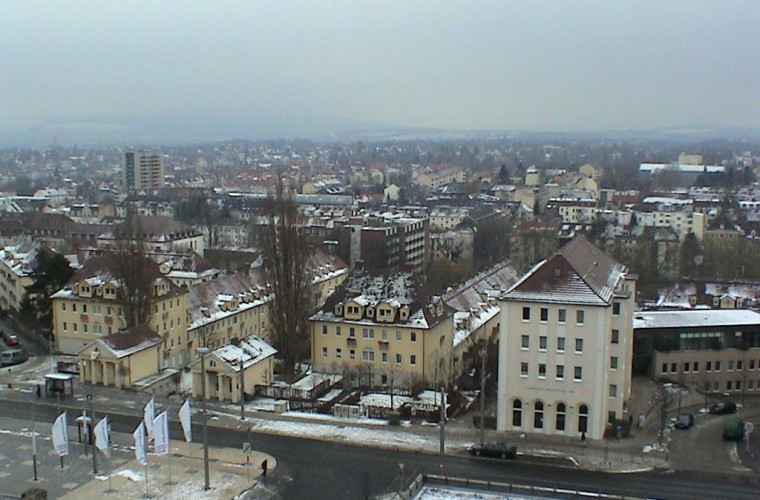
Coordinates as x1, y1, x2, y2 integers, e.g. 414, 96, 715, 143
2, 0, 758, 137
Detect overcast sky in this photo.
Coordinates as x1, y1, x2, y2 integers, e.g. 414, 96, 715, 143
2, 0, 758, 138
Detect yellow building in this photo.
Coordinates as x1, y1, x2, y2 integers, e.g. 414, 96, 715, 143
77, 324, 163, 388
310, 270, 454, 388
51, 254, 188, 370
0, 239, 38, 313
190, 335, 276, 401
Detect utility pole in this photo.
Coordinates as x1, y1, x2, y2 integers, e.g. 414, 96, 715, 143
31, 402, 37, 481
198, 347, 210, 491
439, 386, 445, 469
479, 340, 486, 447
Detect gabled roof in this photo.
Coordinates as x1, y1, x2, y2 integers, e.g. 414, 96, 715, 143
78, 324, 162, 359
212, 335, 277, 372
503, 235, 627, 306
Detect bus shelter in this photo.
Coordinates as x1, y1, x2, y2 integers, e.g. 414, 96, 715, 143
44, 372, 76, 397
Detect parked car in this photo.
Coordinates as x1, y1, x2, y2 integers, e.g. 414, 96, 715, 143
723, 417, 745, 441
709, 401, 737, 415
469, 442, 517, 460
674, 413, 694, 429
1, 348, 27, 366
2, 332, 18, 346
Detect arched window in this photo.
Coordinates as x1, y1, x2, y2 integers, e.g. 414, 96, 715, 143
556, 403, 566, 431
512, 399, 522, 427
534, 401, 544, 429
578, 404, 589, 433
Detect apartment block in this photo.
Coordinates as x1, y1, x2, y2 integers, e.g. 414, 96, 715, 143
496, 236, 636, 440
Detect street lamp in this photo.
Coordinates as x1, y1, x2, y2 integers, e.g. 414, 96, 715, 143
88, 394, 97, 475
240, 356, 245, 421
197, 347, 211, 491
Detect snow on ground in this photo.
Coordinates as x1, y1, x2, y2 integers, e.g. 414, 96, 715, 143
317, 388, 343, 402
415, 486, 538, 499
360, 392, 412, 410
281, 410, 390, 426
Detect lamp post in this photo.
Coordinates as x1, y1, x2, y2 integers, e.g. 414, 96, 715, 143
197, 347, 211, 491
240, 356, 245, 421
479, 339, 486, 447
88, 394, 97, 475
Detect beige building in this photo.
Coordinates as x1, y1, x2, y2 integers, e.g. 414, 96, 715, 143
190, 335, 276, 402
77, 325, 163, 388
51, 254, 188, 369
310, 270, 454, 388
97, 215, 205, 257
0, 239, 38, 313
497, 236, 636, 440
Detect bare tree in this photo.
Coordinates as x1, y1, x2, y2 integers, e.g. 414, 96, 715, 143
260, 179, 315, 382
113, 213, 155, 328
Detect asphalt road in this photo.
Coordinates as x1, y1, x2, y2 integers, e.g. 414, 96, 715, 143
1, 399, 758, 500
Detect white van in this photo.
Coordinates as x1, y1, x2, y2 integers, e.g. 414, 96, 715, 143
1, 349, 27, 366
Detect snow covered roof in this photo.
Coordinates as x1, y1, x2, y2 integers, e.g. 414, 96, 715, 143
503, 235, 627, 306
634, 309, 760, 330
78, 324, 162, 359
212, 334, 277, 371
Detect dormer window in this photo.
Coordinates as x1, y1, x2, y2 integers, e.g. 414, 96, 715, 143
366, 307, 374, 318
335, 303, 343, 316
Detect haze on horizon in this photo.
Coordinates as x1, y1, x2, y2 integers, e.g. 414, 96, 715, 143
1, 0, 758, 143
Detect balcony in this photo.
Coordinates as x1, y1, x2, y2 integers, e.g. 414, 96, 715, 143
378, 340, 389, 351
347, 337, 357, 347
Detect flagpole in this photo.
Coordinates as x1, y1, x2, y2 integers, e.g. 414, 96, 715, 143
89, 394, 97, 475
56, 393, 64, 469
31, 402, 38, 481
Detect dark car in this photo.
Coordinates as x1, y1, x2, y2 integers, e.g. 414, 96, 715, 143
674, 413, 694, 429
469, 442, 517, 460
709, 401, 737, 415
3, 332, 18, 346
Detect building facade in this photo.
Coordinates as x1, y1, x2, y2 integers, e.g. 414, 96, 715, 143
124, 150, 164, 191
496, 236, 636, 440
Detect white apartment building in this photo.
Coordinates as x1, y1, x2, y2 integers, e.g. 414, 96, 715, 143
124, 150, 164, 191
497, 236, 636, 440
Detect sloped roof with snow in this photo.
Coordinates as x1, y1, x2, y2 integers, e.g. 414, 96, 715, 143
503, 235, 627, 306
634, 309, 760, 330
79, 324, 162, 359
212, 335, 277, 371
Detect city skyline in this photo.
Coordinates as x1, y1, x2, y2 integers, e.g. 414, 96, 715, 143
2, 1, 759, 144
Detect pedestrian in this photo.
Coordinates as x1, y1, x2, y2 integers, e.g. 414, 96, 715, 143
628, 414, 633, 427
261, 459, 268, 477
36, 384, 41, 399
638, 413, 645, 428
581, 431, 586, 442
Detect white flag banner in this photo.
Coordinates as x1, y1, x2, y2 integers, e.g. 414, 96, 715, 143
94, 416, 110, 457
153, 411, 169, 456
52, 412, 69, 457
144, 397, 155, 442
179, 399, 192, 443
133, 422, 147, 466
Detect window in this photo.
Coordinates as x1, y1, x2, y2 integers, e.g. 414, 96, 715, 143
381, 352, 388, 363
336, 326, 341, 336
82, 304, 87, 313
684, 362, 690, 373
321, 325, 327, 335
610, 356, 618, 370
349, 327, 356, 338
736, 380, 742, 391
336, 348, 342, 359
540, 308, 548, 322
576, 310, 585, 324
62, 303, 66, 311
520, 362, 529, 377
410, 332, 417, 343
321, 347, 327, 357
558, 308, 566, 323
396, 331, 402, 342
556, 365, 564, 379
362, 350, 375, 362
715, 361, 721, 371
575, 338, 583, 353
728, 360, 734, 371
609, 384, 617, 398
574, 366, 582, 381
522, 307, 531, 321
381, 330, 388, 341
611, 329, 619, 344
750, 380, 756, 390
93, 304, 100, 314
73, 303, 77, 312
578, 404, 589, 433
727, 381, 733, 391
362, 328, 374, 340
350, 349, 356, 359
693, 361, 699, 372
93, 324, 101, 334
539, 336, 547, 351
671, 362, 677, 373
557, 337, 565, 352
62, 322, 67, 331
538, 363, 546, 378
662, 363, 668, 374
608, 411, 617, 423
521, 335, 529, 349
556, 403, 566, 431
613, 302, 621, 315
410, 355, 416, 365
751, 360, 756, 370
738, 360, 743, 370
534, 401, 544, 429
512, 400, 522, 427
